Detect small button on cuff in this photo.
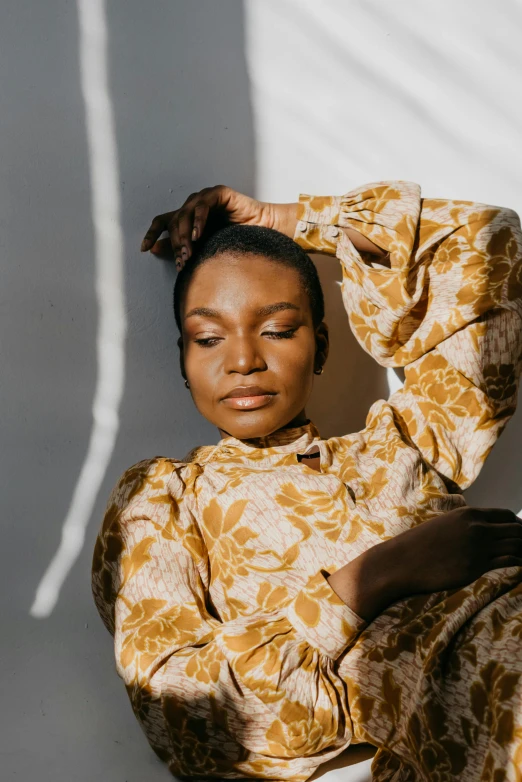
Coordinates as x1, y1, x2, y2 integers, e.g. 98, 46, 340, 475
297, 220, 308, 232
329, 226, 340, 238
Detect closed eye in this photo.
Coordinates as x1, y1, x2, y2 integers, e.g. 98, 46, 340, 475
194, 329, 297, 347
265, 329, 297, 340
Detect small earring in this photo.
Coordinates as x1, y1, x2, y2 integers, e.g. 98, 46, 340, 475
184, 379, 190, 389
314, 366, 323, 375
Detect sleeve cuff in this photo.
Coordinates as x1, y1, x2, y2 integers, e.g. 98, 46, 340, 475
338, 180, 421, 271
293, 181, 421, 270
285, 569, 367, 660
294, 194, 343, 254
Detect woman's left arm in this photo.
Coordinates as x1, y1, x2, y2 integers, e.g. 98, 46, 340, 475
140, 185, 387, 266
294, 180, 522, 491
270, 200, 389, 258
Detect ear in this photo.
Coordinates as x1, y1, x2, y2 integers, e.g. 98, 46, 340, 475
314, 321, 329, 371
177, 335, 186, 381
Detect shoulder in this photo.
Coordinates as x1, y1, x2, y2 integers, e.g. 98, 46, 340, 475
108, 444, 220, 509
181, 444, 218, 464
108, 456, 193, 510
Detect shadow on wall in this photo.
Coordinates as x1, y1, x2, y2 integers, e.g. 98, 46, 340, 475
107, 0, 259, 465
307, 253, 389, 439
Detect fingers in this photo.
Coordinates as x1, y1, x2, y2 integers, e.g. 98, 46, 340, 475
140, 201, 194, 265
149, 237, 175, 260
168, 194, 216, 268
141, 186, 231, 272
478, 508, 521, 525
176, 208, 193, 263
489, 555, 522, 570
490, 537, 522, 557
167, 213, 182, 266
488, 522, 522, 539
192, 203, 209, 242
141, 213, 168, 252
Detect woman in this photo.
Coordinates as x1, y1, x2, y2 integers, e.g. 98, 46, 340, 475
92, 181, 522, 780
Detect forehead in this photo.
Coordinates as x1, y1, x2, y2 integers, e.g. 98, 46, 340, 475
182, 253, 310, 321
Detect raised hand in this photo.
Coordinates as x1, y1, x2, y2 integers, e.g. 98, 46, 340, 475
140, 184, 389, 270
140, 185, 279, 270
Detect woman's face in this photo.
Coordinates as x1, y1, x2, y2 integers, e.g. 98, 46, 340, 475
179, 253, 328, 441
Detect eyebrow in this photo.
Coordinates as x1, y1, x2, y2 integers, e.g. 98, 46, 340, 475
184, 301, 301, 320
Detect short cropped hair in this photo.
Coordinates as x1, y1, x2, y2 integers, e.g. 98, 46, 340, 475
173, 224, 325, 333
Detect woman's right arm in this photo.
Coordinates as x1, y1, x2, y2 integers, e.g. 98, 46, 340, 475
327, 505, 522, 623
92, 458, 369, 780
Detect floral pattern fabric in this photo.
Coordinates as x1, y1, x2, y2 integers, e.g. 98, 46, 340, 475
92, 181, 522, 781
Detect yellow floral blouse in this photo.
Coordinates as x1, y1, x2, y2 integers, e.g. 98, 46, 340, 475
92, 181, 522, 781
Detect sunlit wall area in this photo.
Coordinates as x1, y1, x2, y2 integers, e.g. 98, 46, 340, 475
244, 0, 522, 512
246, 0, 522, 203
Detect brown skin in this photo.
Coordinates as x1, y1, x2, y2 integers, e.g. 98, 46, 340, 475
141, 185, 522, 625
178, 252, 328, 441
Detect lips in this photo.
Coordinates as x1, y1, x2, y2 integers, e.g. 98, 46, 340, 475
223, 385, 275, 399
221, 386, 277, 411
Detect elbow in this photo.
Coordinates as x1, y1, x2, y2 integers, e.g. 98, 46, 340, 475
495, 205, 521, 228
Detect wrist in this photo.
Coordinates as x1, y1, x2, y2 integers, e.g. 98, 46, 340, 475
383, 531, 424, 597
327, 539, 406, 623
268, 202, 298, 238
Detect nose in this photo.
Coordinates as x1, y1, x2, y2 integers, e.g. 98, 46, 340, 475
223, 334, 267, 375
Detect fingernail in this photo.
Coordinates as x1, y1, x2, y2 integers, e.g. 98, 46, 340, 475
181, 247, 188, 260
192, 227, 198, 240
140, 239, 149, 252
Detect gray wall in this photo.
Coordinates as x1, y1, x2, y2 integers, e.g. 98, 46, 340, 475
1, 2, 256, 779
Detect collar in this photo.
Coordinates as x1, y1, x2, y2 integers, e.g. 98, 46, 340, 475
217, 419, 322, 456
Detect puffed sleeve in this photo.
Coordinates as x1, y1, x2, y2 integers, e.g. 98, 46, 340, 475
294, 181, 522, 489
92, 458, 364, 781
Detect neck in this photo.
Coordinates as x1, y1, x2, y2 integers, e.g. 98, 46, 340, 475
217, 407, 309, 442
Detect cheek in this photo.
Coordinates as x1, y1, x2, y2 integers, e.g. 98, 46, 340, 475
185, 350, 218, 389
271, 340, 315, 382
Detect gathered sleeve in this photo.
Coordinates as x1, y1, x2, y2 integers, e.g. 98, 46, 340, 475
294, 181, 522, 490
92, 457, 364, 780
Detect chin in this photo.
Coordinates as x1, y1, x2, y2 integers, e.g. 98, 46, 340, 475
220, 410, 291, 440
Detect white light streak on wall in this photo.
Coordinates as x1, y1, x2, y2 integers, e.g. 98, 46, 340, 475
30, 0, 126, 617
